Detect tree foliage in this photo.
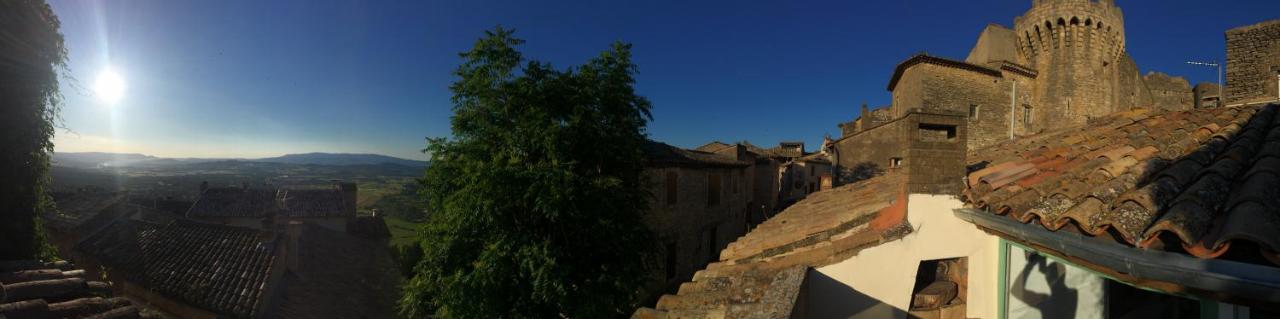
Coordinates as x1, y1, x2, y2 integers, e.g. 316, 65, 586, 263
401, 27, 657, 318
0, 0, 67, 260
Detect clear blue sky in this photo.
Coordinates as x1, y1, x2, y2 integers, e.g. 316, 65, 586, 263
48, 0, 1279, 160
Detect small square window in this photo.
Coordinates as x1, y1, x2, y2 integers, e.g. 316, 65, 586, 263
968, 104, 979, 118
890, 157, 903, 168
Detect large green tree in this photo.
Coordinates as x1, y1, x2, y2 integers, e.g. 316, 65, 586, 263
401, 28, 658, 318
0, 0, 67, 260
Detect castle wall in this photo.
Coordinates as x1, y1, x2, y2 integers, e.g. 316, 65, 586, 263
1225, 19, 1280, 105
1015, 0, 1145, 127
1143, 72, 1193, 111
966, 24, 1025, 66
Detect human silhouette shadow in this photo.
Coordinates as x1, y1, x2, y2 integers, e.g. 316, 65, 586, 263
1011, 252, 1077, 319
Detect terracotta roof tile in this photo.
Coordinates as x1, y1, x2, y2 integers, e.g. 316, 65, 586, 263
0, 260, 138, 318
77, 220, 278, 318
966, 104, 1280, 267
635, 173, 909, 318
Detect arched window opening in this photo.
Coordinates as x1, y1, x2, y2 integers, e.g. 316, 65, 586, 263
1070, 17, 1080, 25
1057, 18, 1066, 26
1085, 19, 1093, 27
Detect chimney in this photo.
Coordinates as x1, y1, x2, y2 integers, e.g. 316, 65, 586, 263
861, 103, 869, 119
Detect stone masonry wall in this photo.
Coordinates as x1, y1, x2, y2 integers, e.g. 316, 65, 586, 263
1143, 72, 1193, 111
1014, 0, 1154, 129
831, 115, 908, 182
904, 113, 968, 195
1225, 19, 1280, 105
891, 63, 1033, 151
644, 165, 751, 289
1194, 82, 1222, 108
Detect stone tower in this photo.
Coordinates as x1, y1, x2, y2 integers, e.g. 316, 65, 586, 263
1014, 0, 1148, 129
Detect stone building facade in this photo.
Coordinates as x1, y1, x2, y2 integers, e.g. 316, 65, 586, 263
643, 141, 756, 293
827, 111, 968, 195
1143, 71, 1193, 111
837, 0, 1192, 158
1225, 19, 1280, 106
1195, 82, 1223, 108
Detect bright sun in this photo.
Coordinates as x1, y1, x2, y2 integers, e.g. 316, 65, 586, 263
94, 67, 126, 105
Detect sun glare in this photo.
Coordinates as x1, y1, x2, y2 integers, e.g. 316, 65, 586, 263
94, 67, 125, 105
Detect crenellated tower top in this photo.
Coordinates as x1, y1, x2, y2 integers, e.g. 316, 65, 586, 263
1014, 0, 1125, 64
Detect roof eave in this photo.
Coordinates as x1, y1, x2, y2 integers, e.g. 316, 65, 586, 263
953, 207, 1280, 307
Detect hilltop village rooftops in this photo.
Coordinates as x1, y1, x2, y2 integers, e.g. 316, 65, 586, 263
635, 173, 909, 318
187, 187, 281, 218
0, 260, 140, 318
187, 186, 355, 219
644, 140, 751, 168
957, 103, 1280, 304
77, 219, 280, 319
279, 188, 347, 218
45, 191, 128, 232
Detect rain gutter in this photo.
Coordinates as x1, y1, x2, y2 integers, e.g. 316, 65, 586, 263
954, 208, 1280, 304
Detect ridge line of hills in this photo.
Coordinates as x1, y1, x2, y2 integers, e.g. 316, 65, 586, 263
53, 152, 429, 168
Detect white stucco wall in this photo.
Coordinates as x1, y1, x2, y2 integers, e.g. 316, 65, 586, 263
807, 194, 1000, 319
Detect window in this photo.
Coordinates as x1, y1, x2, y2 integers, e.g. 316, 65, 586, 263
734, 169, 743, 194
968, 104, 979, 118
665, 242, 677, 279
732, 171, 742, 194
707, 173, 721, 207
918, 124, 957, 142
890, 157, 903, 169
809, 165, 815, 177
706, 226, 718, 263
665, 171, 678, 205
909, 257, 967, 314
1022, 105, 1033, 125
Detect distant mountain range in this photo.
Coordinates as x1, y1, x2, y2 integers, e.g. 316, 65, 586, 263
252, 153, 427, 167
53, 152, 428, 168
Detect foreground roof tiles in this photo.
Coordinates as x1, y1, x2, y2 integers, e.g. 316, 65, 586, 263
635, 173, 910, 318
78, 219, 279, 318
964, 104, 1280, 266
0, 260, 139, 318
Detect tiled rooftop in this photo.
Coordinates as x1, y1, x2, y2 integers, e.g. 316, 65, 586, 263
188, 186, 355, 219
0, 260, 139, 318
77, 219, 279, 318
645, 140, 750, 168
635, 173, 911, 318
46, 191, 128, 231
279, 188, 349, 218
187, 187, 281, 218
964, 104, 1280, 266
